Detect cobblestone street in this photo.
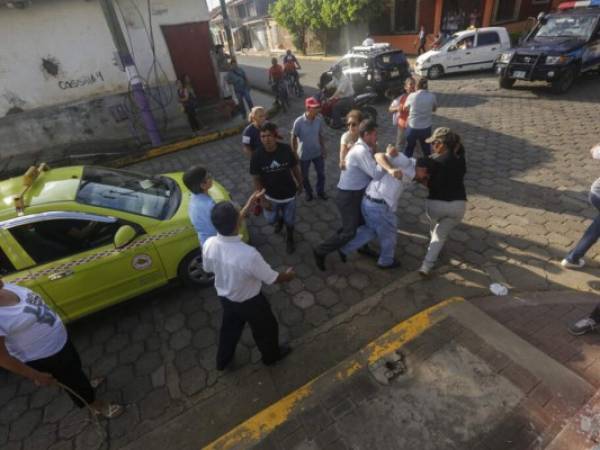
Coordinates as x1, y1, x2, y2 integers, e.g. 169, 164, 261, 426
2, 72, 600, 450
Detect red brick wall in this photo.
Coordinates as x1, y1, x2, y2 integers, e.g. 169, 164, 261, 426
418, 0, 437, 34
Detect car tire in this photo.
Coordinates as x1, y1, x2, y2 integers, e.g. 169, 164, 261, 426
361, 106, 378, 124
551, 66, 577, 94
177, 248, 214, 287
427, 65, 444, 80
499, 76, 515, 89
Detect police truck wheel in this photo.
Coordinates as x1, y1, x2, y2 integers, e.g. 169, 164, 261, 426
427, 65, 444, 80
551, 66, 576, 94
178, 249, 214, 287
499, 76, 515, 89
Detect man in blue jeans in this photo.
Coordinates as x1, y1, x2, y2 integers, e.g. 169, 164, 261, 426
251, 122, 303, 253
402, 77, 437, 157
292, 97, 328, 201
340, 149, 429, 268
227, 59, 254, 118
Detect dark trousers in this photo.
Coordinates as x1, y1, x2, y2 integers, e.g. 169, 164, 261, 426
217, 293, 280, 369
315, 188, 365, 255
404, 126, 432, 157
26, 338, 94, 408
184, 105, 200, 132
300, 156, 325, 196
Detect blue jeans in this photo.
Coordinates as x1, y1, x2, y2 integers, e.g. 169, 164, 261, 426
341, 197, 397, 266
404, 127, 432, 157
300, 156, 325, 196
235, 89, 254, 117
263, 198, 296, 226
566, 192, 600, 262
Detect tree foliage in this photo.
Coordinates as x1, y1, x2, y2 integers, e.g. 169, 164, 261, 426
271, 0, 384, 53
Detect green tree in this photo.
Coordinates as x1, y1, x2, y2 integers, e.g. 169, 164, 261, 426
320, 0, 384, 29
270, 0, 319, 54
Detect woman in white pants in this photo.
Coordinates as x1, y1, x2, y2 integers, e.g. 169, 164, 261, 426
419, 127, 467, 276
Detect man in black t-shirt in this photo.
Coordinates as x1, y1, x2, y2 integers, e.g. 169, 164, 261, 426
250, 122, 303, 253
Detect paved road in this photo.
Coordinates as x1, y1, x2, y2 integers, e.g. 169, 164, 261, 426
237, 55, 332, 94
2, 71, 600, 450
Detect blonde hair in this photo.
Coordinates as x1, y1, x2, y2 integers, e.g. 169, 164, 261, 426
248, 106, 266, 123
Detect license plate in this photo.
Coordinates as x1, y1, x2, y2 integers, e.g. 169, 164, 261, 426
513, 70, 526, 79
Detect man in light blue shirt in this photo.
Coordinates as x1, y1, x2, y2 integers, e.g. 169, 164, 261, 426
183, 166, 217, 245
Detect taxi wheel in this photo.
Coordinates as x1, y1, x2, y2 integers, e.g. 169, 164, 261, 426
178, 249, 214, 287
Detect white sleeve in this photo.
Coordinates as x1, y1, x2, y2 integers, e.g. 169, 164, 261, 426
357, 149, 381, 180
592, 144, 600, 160
202, 240, 213, 274
248, 251, 279, 285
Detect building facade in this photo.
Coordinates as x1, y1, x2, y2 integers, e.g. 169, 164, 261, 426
371, 0, 564, 53
0, 0, 219, 157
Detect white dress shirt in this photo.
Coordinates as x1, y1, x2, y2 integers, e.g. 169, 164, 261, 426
327, 73, 355, 99
337, 138, 385, 191
202, 234, 278, 302
365, 154, 416, 212
404, 90, 437, 129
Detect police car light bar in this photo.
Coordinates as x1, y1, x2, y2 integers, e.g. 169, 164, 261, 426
559, 0, 600, 9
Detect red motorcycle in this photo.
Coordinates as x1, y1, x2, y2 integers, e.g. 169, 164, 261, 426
317, 89, 378, 129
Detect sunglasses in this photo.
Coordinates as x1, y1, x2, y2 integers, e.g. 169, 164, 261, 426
432, 139, 443, 145
347, 122, 358, 127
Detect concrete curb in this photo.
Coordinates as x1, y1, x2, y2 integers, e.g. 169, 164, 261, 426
109, 104, 279, 168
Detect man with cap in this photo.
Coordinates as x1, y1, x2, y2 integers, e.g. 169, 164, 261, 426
202, 201, 295, 371
313, 119, 404, 271
291, 97, 327, 201
339, 150, 430, 269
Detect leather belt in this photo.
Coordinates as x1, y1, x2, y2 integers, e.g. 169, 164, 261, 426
365, 194, 385, 204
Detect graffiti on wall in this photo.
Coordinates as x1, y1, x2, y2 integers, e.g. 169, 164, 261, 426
58, 71, 104, 90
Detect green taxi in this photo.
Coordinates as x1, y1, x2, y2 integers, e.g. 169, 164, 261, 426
0, 164, 247, 322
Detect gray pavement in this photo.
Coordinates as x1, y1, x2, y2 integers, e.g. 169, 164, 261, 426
2, 71, 600, 450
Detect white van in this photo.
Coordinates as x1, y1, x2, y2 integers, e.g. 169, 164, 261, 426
414, 27, 511, 79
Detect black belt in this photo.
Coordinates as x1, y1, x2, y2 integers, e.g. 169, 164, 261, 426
365, 194, 385, 204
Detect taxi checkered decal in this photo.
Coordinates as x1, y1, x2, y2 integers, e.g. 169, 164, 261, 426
11, 226, 193, 283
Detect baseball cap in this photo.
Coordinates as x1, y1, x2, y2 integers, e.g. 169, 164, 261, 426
305, 97, 321, 109
425, 127, 453, 143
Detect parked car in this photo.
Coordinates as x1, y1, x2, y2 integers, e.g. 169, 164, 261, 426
318, 43, 411, 97
496, 1, 600, 93
415, 27, 511, 79
0, 164, 248, 322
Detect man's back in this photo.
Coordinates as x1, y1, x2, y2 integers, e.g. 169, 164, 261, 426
406, 90, 437, 129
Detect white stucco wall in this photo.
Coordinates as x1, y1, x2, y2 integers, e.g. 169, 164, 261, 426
0, 0, 210, 116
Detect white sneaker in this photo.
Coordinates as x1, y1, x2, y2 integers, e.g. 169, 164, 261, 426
568, 317, 598, 336
561, 258, 585, 269
418, 265, 431, 277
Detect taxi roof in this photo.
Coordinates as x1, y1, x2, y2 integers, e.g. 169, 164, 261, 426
0, 166, 83, 219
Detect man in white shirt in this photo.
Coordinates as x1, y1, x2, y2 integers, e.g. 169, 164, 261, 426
340, 150, 429, 268
326, 66, 355, 128
402, 77, 437, 157
203, 201, 295, 370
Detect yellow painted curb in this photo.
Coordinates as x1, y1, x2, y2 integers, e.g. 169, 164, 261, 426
203, 296, 464, 450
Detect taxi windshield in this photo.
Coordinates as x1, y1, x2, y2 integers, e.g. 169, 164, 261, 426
534, 15, 598, 40
76, 167, 180, 220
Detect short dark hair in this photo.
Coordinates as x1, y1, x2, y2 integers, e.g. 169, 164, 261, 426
358, 118, 377, 137
211, 201, 238, 236
182, 165, 209, 194
260, 122, 278, 135
416, 157, 434, 171
417, 77, 428, 90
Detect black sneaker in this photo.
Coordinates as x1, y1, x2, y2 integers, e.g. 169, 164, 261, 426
568, 316, 598, 336
358, 245, 378, 259
313, 250, 326, 271
337, 250, 347, 263
305, 192, 314, 202
377, 259, 401, 270
318, 192, 329, 201
264, 345, 293, 366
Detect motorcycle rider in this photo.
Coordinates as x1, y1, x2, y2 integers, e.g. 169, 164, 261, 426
283, 50, 302, 92
326, 65, 355, 129
268, 57, 285, 105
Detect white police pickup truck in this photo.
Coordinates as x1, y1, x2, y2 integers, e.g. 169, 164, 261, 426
415, 27, 511, 79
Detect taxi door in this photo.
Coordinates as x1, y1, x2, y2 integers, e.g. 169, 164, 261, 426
3, 212, 167, 322
446, 33, 478, 73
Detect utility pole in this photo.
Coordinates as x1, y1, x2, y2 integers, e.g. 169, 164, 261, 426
99, 0, 161, 146
219, 0, 236, 60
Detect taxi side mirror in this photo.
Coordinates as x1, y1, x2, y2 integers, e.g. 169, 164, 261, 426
114, 225, 137, 249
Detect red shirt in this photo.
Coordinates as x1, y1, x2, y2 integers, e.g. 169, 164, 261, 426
397, 94, 410, 129
283, 61, 297, 73
269, 64, 284, 81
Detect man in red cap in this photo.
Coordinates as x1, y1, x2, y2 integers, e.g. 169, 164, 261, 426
291, 97, 328, 201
